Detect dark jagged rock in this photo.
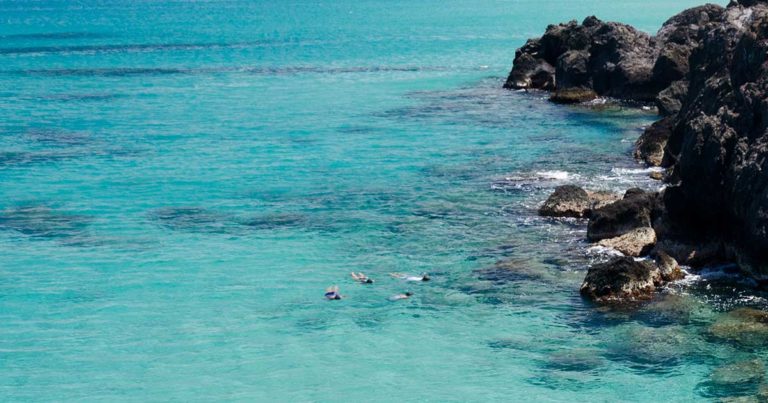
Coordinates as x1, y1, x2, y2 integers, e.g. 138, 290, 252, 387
651, 238, 725, 268
661, 2, 768, 276
580, 257, 661, 303
538, 185, 591, 218
655, 80, 689, 116
504, 16, 657, 103
587, 189, 660, 241
635, 116, 676, 166
504, 5, 725, 104
503, 39, 556, 90
651, 4, 725, 110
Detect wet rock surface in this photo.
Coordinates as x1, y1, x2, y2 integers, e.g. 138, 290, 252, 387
538, 186, 622, 219
538, 185, 591, 218
587, 189, 659, 241
580, 257, 661, 303
653, 251, 685, 282
597, 227, 657, 257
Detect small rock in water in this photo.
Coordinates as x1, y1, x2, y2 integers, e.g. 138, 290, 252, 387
580, 257, 661, 303
597, 227, 657, 257
538, 185, 591, 218
550, 88, 600, 104
649, 171, 664, 181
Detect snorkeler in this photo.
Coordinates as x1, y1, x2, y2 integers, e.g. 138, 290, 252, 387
388, 292, 413, 301
389, 272, 430, 282
350, 272, 374, 284
324, 285, 343, 300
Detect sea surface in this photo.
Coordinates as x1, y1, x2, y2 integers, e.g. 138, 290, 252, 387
6, 0, 768, 401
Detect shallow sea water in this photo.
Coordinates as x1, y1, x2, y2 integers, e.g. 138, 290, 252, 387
7, 0, 768, 401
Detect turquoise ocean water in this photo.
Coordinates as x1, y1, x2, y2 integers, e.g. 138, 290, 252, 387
6, 0, 766, 401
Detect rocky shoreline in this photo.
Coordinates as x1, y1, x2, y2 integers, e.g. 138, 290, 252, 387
506, 0, 768, 302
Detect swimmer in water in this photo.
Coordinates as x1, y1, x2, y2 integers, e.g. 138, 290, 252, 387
324, 285, 343, 300
389, 272, 430, 282
350, 272, 374, 284
389, 292, 413, 301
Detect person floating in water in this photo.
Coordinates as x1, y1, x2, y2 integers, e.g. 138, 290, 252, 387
389, 292, 413, 301
350, 272, 374, 284
324, 285, 343, 300
389, 272, 430, 282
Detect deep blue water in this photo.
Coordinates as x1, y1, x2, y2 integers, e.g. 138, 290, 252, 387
7, 0, 768, 401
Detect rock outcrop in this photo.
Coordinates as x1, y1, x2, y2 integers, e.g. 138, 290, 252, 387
580, 257, 661, 303
652, 4, 726, 115
660, 1, 768, 276
538, 185, 591, 218
504, 16, 657, 103
504, 5, 725, 105
597, 227, 657, 257
538, 185, 622, 218
587, 189, 660, 241
635, 117, 675, 167
514, 0, 768, 280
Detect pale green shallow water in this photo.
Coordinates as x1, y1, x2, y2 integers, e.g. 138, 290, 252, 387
7, 0, 768, 401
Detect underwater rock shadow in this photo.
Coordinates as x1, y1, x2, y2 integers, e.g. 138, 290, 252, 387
0, 41, 271, 56
148, 206, 343, 235
148, 207, 235, 234
32, 93, 125, 103
0, 32, 112, 40
0, 205, 91, 239
23, 128, 91, 146
0, 150, 80, 167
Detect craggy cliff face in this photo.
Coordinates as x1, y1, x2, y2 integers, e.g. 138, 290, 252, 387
507, 0, 768, 277
665, 2, 768, 274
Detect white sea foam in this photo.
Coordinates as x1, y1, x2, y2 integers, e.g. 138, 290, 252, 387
610, 166, 663, 176
536, 170, 575, 180
586, 245, 624, 258
673, 264, 756, 287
